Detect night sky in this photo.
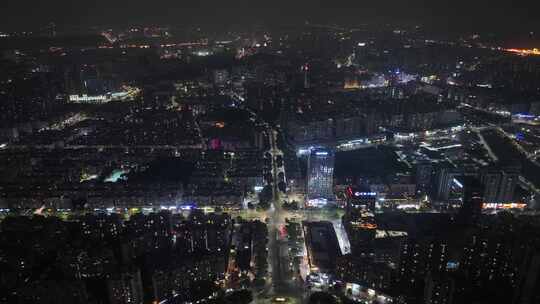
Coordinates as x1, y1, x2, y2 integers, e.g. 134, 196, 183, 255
1, 0, 539, 33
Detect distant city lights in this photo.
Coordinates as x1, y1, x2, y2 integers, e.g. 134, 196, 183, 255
505, 48, 540, 56
354, 192, 377, 197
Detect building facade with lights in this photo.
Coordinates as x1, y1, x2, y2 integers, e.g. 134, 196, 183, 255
307, 148, 335, 206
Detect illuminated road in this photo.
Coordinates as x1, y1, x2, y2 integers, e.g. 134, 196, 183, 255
253, 125, 304, 303
257, 128, 352, 303
474, 128, 499, 162
232, 122, 352, 303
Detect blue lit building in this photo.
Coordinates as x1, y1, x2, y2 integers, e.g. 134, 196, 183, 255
307, 148, 335, 206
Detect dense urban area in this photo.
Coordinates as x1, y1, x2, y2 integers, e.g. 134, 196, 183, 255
1, 19, 540, 304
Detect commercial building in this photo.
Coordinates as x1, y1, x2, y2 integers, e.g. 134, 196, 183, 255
307, 148, 335, 206
303, 221, 342, 274
343, 187, 378, 254
345, 186, 377, 214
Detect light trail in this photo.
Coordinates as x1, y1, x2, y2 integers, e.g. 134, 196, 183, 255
505, 48, 540, 56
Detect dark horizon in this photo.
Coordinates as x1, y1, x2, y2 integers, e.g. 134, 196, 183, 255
2, 2, 540, 304
1, 0, 539, 35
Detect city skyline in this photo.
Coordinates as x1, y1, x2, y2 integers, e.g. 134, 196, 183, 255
1, 5, 540, 304
1, 0, 540, 35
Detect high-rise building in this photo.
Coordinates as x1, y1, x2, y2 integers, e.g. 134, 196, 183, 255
307, 148, 334, 206
343, 187, 377, 254
416, 161, 434, 193
336, 255, 394, 291
457, 177, 484, 227
480, 165, 520, 203
424, 273, 455, 304
345, 186, 377, 214
434, 165, 461, 202
152, 270, 173, 303
107, 268, 144, 304
513, 246, 540, 304
480, 169, 501, 204
213, 69, 229, 87
499, 168, 519, 202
